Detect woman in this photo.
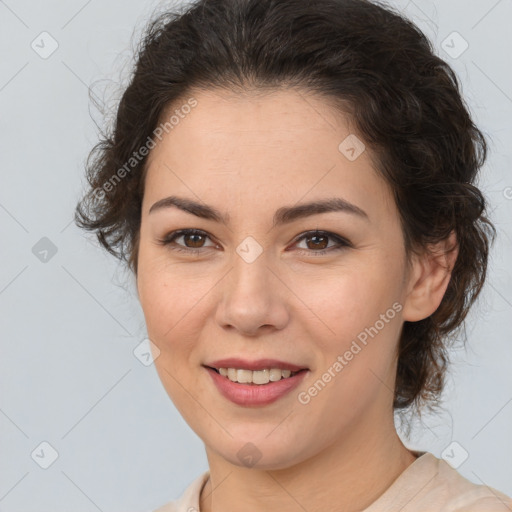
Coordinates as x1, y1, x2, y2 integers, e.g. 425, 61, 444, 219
75, 0, 511, 510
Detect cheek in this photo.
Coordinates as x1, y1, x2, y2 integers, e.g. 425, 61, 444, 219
295, 262, 404, 402
302, 310, 402, 424
292, 263, 402, 340
137, 275, 172, 340
138, 270, 208, 405
137, 260, 209, 341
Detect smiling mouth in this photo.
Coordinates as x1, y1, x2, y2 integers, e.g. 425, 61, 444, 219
206, 366, 307, 385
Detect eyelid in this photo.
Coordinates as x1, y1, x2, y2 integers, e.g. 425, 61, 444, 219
290, 229, 352, 250
158, 228, 218, 249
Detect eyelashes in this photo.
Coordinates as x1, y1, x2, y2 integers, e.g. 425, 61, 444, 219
156, 228, 352, 256
157, 229, 217, 254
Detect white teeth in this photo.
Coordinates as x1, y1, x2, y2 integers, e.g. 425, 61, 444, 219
216, 367, 298, 385
252, 369, 270, 385
269, 368, 283, 382
237, 369, 252, 383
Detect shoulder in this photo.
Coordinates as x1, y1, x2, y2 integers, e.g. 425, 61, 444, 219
432, 456, 512, 512
364, 451, 512, 512
147, 457, 512, 512
151, 471, 210, 512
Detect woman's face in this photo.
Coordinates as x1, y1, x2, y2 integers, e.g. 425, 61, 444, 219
136, 88, 419, 469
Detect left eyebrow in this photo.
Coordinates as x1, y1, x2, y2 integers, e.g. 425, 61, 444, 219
148, 195, 369, 227
273, 197, 369, 226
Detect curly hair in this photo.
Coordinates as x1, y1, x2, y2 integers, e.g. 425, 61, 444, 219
75, 0, 495, 412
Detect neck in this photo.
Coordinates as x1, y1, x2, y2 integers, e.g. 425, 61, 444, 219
199, 412, 416, 512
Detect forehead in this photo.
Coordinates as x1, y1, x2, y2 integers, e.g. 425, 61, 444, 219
156, 87, 355, 146
142, 88, 396, 223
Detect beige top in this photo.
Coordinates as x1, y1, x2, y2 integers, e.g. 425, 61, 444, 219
152, 452, 512, 512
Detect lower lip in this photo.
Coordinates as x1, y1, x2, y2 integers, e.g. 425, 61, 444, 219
205, 367, 308, 407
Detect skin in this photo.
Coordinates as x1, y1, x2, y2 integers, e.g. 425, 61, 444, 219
136, 88, 457, 512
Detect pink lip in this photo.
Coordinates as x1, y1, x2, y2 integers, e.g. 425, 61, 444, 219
205, 358, 307, 372
204, 366, 308, 407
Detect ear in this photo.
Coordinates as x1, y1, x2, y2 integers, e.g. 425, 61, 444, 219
402, 231, 458, 322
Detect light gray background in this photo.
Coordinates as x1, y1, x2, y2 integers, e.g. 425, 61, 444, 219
1, 0, 511, 511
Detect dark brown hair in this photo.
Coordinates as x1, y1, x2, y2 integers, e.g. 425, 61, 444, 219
75, 0, 495, 412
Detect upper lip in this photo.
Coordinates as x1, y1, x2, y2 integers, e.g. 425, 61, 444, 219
205, 358, 308, 372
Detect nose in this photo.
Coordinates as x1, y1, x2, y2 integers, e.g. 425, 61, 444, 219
215, 253, 290, 336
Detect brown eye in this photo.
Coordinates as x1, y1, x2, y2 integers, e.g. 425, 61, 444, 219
293, 230, 351, 256
304, 233, 329, 250
182, 232, 207, 248
157, 228, 350, 256
157, 229, 217, 253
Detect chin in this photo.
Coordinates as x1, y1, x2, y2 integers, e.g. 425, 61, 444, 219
208, 434, 311, 471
